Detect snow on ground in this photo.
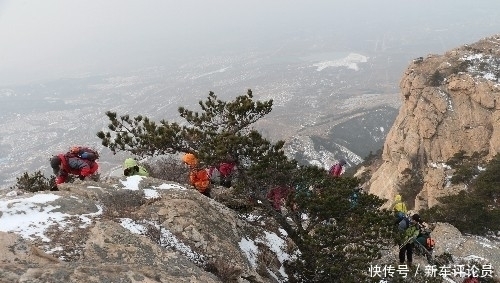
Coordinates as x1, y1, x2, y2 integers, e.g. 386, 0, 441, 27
0, 177, 188, 243
263, 231, 290, 281
119, 217, 205, 265
471, 235, 496, 249
461, 52, 500, 82
429, 162, 452, 170
120, 176, 187, 199
239, 237, 259, 268
0, 193, 100, 241
78, 204, 103, 228
313, 53, 368, 71
239, 213, 262, 223
120, 175, 144, 190
120, 175, 187, 192
463, 255, 487, 261
239, 230, 291, 282
144, 188, 160, 199
153, 183, 186, 190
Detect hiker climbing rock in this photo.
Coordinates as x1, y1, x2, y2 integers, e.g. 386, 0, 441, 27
182, 153, 210, 197
123, 158, 149, 177
50, 146, 99, 187
398, 214, 421, 266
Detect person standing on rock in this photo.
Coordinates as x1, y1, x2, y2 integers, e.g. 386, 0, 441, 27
398, 214, 421, 266
393, 194, 408, 225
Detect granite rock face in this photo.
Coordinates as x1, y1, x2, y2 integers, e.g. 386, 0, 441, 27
0, 177, 290, 283
365, 34, 500, 210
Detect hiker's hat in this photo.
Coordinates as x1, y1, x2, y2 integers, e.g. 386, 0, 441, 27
50, 156, 61, 174
411, 214, 421, 223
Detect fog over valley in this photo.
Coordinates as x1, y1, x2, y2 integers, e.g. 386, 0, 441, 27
1, 0, 500, 188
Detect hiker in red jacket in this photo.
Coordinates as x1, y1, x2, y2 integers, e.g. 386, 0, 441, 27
329, 159, 346, 177
50, 151, 99, 186
267, 186, 292, 211
211, 161, 236, 188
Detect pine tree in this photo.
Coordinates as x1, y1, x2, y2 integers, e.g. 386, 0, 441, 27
97, 90, 395, 280
11, 171, 55, 192
422, 153, 500, 235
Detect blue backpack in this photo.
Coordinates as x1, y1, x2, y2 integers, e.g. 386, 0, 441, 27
397, 216, 410, 231
67, 146, 99, 161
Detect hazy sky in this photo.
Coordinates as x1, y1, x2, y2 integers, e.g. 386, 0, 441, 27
1, 0, 500, 86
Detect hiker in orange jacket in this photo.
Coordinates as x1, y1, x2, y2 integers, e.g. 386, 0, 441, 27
182, 153, 210, 197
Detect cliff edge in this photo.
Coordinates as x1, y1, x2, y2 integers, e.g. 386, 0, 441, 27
366, 34, 500, 210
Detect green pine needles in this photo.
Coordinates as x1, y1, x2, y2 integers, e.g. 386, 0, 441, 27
98, 89, 396, 281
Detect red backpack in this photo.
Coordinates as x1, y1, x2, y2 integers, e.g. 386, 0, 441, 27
329, 164, 342, 177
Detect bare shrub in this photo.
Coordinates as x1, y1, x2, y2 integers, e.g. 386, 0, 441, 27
428, 70, 444, 86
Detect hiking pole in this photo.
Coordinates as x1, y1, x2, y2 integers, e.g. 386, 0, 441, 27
414, 240, 434, 263
398, 237, 414, 250
414, 241, 459, 282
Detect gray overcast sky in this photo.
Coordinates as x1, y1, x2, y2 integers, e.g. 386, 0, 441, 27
1, 0, 500, 86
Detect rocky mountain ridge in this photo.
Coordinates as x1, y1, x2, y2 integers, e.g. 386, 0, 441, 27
0, 177, 291, 283
364, 34, 500, 210
2, 34, 500, 282
0, 176, 499, 282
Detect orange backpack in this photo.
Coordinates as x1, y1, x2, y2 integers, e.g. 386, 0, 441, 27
426, 237, 436, 250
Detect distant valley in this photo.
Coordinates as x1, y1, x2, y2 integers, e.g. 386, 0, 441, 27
0, 47, 400, 189
3, 23, 499, 188
4, 1, 500, 188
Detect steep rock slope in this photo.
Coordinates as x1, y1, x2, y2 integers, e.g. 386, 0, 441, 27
0, 177, 291, 283
1, 178, 499, 281
365, 34, 500, 209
